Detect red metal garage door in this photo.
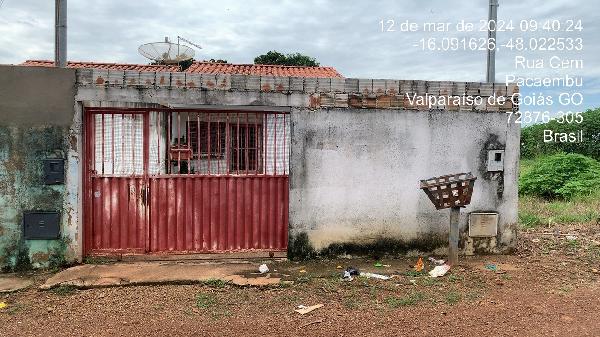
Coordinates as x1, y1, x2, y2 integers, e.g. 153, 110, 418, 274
84, 108, 289, 255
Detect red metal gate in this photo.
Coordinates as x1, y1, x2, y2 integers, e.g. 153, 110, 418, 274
84, 108, 289, 255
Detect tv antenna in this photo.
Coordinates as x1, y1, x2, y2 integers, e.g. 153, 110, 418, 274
138, 36, 201, 64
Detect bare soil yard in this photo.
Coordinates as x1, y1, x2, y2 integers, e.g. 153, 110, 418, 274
1, 224, 600, 337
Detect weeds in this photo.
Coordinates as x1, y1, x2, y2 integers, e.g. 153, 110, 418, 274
445, 291, 461, 305
201, 279, 227, 288
195, 293, 216, 309
50, 285, 77, 296
386, 291, 425, 308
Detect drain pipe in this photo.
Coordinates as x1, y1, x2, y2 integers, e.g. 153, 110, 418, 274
54, 0, 67, 67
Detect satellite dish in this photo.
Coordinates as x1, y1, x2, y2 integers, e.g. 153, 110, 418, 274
138, 37, 199, 64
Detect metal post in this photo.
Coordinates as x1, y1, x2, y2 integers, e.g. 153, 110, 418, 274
449, 206, 460, 265
486, 0, 498, 83
54, 0, 67, 67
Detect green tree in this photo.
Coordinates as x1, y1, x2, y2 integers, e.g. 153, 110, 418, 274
254, 51, 319, 66
521, 108, 600, 160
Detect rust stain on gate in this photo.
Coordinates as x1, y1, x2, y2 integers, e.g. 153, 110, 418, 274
84, 107, 289, 256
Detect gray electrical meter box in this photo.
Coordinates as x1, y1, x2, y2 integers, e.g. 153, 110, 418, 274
487, 150, 505, 172
43, 159, 65, 185
469, 212, 498, 237
23, 212, 60, 239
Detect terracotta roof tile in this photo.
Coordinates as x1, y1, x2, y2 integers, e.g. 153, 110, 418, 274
20, 60, 343, 78
185, 62, 343, 78
20, 60, 180, 72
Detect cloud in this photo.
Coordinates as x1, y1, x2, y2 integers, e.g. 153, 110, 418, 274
0, 0, 597, 110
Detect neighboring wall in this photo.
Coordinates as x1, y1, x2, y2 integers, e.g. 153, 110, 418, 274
289, 108, 519, 254
0, 65, 79, 269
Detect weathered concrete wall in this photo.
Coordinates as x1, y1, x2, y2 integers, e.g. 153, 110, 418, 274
289, 108, 519, 255
72, 68, 519, 257
0, 66, 79, 270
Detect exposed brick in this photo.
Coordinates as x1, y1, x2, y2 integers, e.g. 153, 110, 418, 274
439, 81, 453, 96
260, 76, 275, 92
289, 77, 304, 92
216, 74, 231, 90
107, 70, 124, 87
304, 78, 318, 93
372, 79, 386, 95
92, 69, 109, 87
273, 77, 289, 92
245, 75, 261, 91
399, 80, 414, 95
385, 80, 400, 95
358, 79, 373, 95
466, 82, 480, 96
479, 83, 493, 96
452, 82, 466, 96
317, 77, 331, 93
320, 92, 335, 107
155, 72, 171, 88
171, 73, 186, 88
348, 94, 362, 108
186, 73, 202, 88
309, 93, 321, 109
76, 68, 93, 86
334, 93, 349, 108
231, 74, 246, 90
344, 78, 359, 93
331, 78, 345, 93
139, 72, 156, 87
124, 71, 140, 87
415, 80, 427, 95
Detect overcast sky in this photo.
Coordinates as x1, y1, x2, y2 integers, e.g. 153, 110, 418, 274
0, 0, 597, 112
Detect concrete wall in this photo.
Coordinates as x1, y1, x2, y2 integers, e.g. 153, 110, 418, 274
0, 66, 80, 269
72, 68, 519, 257
289, 108, 519, 254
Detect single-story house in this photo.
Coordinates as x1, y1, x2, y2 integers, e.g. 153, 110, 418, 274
0, 60, 519, 268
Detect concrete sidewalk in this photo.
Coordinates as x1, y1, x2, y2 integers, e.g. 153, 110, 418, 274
41, 261, 283, 289
0, 275, 33, 293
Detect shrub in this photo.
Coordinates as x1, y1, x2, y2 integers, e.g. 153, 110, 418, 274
519, 153, 600, 199
521, 108, 600, 160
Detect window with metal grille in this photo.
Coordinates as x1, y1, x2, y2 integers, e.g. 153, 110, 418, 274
188, 121, 226, 158
230, 124, 262, 172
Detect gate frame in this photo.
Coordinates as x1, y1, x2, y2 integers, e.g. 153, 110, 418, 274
83, 106, 290, 257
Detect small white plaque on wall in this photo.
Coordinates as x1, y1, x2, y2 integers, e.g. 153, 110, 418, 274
469, 212, 498, 237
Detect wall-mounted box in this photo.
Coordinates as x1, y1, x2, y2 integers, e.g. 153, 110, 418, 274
43, 159, 65, 184
487, 150, 504, 172
23, 211, 60, 239
469, 212, 498, 237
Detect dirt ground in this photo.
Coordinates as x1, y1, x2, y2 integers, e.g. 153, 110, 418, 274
1, 224, 600, 337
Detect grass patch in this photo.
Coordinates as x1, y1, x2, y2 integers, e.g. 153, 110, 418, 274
195, 293, 216, 309
49, 285, 77, 296
83, 256, 116, 265
519, 194, 600, 229
201, 278, 227, 288
386, 291, 425, 308
445, 291, 461, 305
403, 270, 426, 277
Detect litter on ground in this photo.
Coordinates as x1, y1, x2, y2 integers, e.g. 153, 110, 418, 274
414, 257, 424, 272
428, 257, 445, 265
258, 264, 269, 274
360, 272, 390, 280
429, 264, 451, 278
295, 304, 323, 315
485, 264, 498, 272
